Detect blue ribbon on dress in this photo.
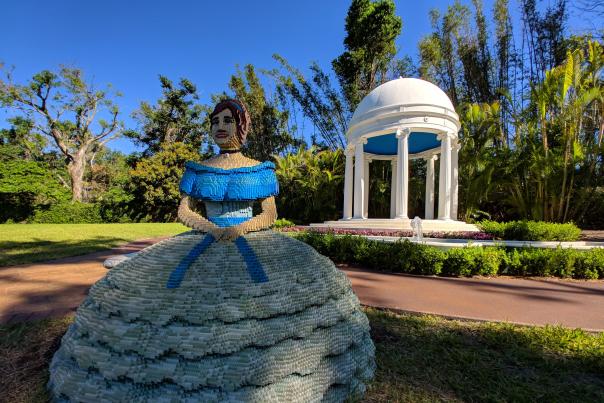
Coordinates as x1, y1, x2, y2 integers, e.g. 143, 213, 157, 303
166, 234, 268, 288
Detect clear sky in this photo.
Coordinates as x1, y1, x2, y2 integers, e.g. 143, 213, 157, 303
1, 0, 598, 154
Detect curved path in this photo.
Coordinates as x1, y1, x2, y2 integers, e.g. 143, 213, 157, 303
1, 238, 603, 331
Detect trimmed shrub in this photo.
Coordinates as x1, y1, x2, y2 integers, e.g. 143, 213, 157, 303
272, 218, 295, 229
479, 220, 581, 241
575, 249, 604, 280
293, 232, 603, 279
441, 247, 504, 277
31, 202, 103, 224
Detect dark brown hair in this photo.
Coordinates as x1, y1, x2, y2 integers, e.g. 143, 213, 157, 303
210, 99, 251, 144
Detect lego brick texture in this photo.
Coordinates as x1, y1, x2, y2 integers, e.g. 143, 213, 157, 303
49, 230, 375, 402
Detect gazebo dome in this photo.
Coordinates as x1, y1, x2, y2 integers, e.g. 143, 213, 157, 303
346, 77, 460, 155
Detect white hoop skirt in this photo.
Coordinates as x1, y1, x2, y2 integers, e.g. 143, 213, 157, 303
49, 230, 375, 402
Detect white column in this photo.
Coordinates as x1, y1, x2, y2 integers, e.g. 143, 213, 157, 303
451, 138, 460, 220
395, 128, 410, 219
363, 157, 371, 218
353, 138, 367, 219
424, 155, 437, 219
342, 146, 354, 219
390, 159, 397, 218
438, 132, 452, 220
438, 150, 444, 218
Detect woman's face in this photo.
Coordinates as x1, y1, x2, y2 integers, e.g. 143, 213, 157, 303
210, 109, 238, 149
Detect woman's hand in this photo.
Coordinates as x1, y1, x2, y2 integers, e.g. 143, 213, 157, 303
208, 227, 224, 240
218, 226, 243, 241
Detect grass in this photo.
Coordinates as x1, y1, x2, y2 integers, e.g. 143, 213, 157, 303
0, 223, 188, 266
1, 309, 602, 403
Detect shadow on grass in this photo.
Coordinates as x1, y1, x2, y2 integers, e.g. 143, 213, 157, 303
0, 316, 72, 403
365, 308, 604, 402
0, 236, 137, 267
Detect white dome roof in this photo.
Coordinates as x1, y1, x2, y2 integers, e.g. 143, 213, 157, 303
346, 77, 460, 145
350, 78, 455, 126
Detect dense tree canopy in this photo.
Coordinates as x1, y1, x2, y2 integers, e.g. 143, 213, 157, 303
332, 0, 402, 111
125, 76, 208, 156
228, 65, 302, 161
0, 67, 123, 201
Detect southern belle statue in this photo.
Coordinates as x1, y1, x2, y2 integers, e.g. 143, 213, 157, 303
49, 99, 375, 402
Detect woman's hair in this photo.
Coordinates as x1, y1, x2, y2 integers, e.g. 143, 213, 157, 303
210, 99, 251, 144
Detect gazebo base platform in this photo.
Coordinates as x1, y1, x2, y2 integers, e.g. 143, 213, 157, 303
311, 218, 480, 233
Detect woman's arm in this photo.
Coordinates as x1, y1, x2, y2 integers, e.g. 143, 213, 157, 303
219, 196, 277, 240
178, 196, 223, 238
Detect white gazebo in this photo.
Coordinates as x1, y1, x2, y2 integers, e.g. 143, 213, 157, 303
313, 77, 478, 232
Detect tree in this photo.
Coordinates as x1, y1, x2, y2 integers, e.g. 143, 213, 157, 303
332, 0, 402, 111
125, 75, 208, 156
0, 116, 47, 160
127, 142, 200, 222
270, 57, 349, 149
274, 147, 344, 223
0, 67, 123, 201
228, 64, 302, 161
0, 157, 69, 222
419, 0, 494, 106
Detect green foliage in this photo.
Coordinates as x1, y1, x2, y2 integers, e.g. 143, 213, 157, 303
127, 142, 200, 222
293, 232, 604, 279
228, 65, 302, 161
125, 76, 208, 156
0, 66, 124, 202
294, 232, 445, 276
270, 56, 349, 149
270, 0, 410, 149
30, 202, 103, 224
274, 147, 344, 224
272, 218, 295, 228
0, 116, 47, 160
442, 247, 505, 276
479, 220, 581, 241
0, 156, 70, 222
332, 0, 402, 110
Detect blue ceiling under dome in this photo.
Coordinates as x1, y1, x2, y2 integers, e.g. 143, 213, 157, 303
363, 132, 440, 155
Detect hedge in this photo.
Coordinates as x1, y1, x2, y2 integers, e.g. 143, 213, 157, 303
478, 220, 581, 241
293, 232, 604, 280
30, 202, 104, 224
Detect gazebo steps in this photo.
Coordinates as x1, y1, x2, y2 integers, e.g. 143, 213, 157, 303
310, 218, 480, 233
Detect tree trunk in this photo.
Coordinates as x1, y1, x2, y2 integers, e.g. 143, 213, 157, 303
67, 149, 88, 202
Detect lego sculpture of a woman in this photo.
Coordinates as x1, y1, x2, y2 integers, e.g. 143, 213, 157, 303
49, 99, 375, 402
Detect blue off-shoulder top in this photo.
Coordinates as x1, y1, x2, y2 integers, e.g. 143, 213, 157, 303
179, 161, 279, 201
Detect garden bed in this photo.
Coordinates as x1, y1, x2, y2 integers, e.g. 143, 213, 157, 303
281, 225, 494, 240
293, 232, 604, 279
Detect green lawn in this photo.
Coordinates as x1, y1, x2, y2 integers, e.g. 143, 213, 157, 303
0, 223, 188, 266
1, 309, 602, 403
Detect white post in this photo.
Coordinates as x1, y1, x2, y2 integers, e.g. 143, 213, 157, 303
342, 146, 354, 219
390, 159, 397, 218
438, 132, 452, 220
363, 157, 371, 218
451, 138, 460, 220
424, 154, 437, 220
353, 138, 367, 219
396, 128, 410, 219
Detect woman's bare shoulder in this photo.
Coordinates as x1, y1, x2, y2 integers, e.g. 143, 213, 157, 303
200, 153, 261, 169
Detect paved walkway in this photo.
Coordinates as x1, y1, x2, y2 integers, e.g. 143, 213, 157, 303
1, 239, 603, 331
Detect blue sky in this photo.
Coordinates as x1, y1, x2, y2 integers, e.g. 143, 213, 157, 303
1, 0, 598, 154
